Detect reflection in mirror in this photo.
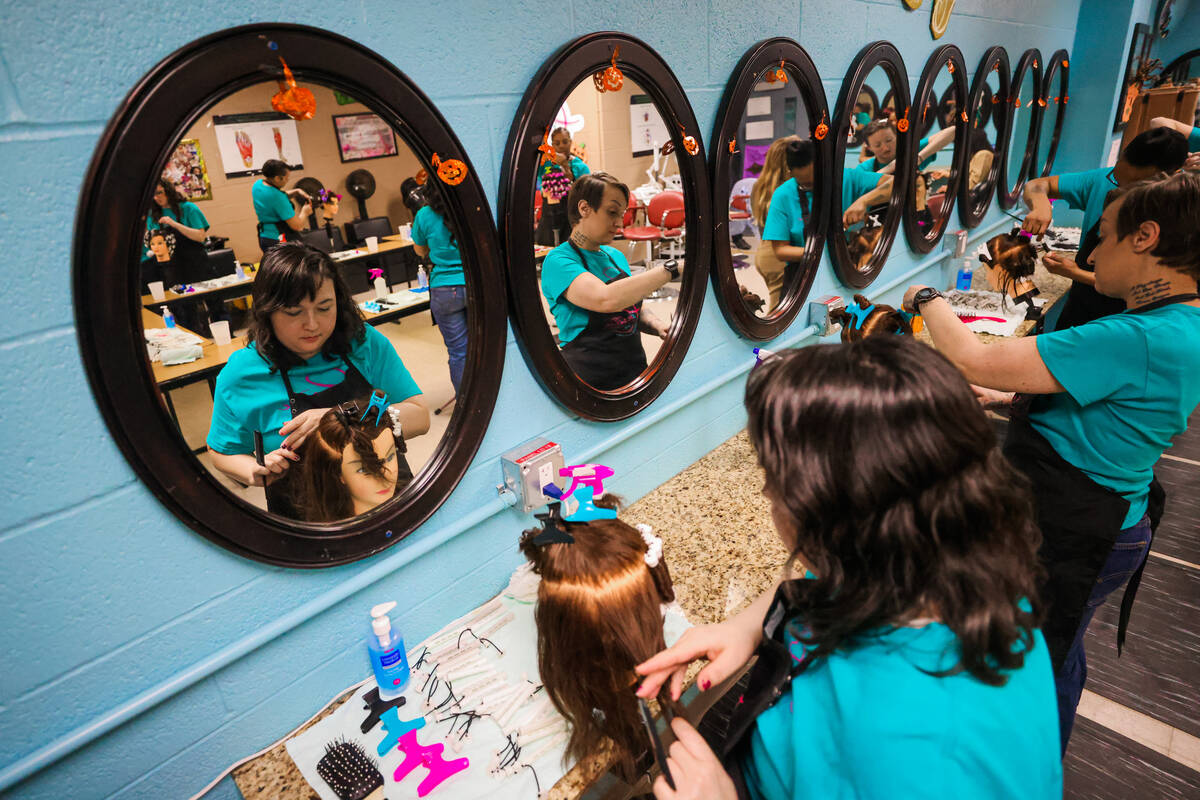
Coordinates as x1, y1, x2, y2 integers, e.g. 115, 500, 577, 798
725, 65, 811, 317
840, 65, 904, 273
141, 80, 461, 522
910, 62, 962, 245
536, 75, 683, 391
1005, 58, 1040, 197
965, 66, 1004, 213
1035, 57, 1068, 178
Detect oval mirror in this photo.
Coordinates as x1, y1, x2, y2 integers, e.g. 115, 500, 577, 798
903, 45, 970, 254
999, 49, 1044, 208
74, 24, 507, 566
709, 38, 833, 339
1035, 50, 1070, 178
959, 46, 1011, 228
500, 33, 711, 421
830, 41, 911, 288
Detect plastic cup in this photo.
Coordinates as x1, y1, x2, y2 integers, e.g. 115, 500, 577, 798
365, 236, 379, 253
148, 281, 166, 301
210, 320, 232, 346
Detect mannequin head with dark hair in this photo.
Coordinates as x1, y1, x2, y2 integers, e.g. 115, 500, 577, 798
831, 294, 912, 341
980, 227, 1038, 299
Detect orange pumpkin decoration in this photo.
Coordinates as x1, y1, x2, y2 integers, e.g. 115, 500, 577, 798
431, 153, 468, 186
594, 47, 624, 92
814, 111, 829, 141
1063, 95, 1069, 104
414, 168, 428, 185
728, 137, 738, 154
896, 106, 910, 133
537, 127, 556, 165
947, 60, 955, 73
1037, 97, 1046, 108
960, 110, 969, 122
1062, 59, 1069, 68
682, 134, 699, 155
271, 58, 316, 121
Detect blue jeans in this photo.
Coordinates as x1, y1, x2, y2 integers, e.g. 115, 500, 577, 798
1055, 515, 1152, 753
429, 285, 467, 394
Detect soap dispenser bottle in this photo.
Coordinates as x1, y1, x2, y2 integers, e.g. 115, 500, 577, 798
367, 601, 410, 700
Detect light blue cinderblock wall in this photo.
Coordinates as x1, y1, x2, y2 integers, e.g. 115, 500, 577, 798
2, 2, 1134, 797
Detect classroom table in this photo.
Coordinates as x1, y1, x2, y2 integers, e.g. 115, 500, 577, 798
142, 271, 257, 309
328, 238, 412, 264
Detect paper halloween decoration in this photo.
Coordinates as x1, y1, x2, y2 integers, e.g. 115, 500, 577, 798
593, 47, 624, 93
271, 58, 316, 121
431, 153, 468, 186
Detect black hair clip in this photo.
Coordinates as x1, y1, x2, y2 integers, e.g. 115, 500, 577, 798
332, 401, 360, 434
532, 502, 574, 545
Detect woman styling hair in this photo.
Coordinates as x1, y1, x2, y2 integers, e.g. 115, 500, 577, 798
750, 136, 800, 311
539, 172, 681, 391
636, 337, 1061, 799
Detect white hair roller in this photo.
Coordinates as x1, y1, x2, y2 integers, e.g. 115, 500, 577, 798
386, 404, 404, 438
636, 523, 663, 568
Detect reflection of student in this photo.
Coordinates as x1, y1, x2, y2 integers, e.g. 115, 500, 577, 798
1150, 116, 1200, 170
287, 397, 412, 522
252, 159, 312, 253
145, 178, 209, 283
637, 338, 1061, 800
207, 244, 429, 516
1021, 128, 1187, 331
858, 119, 956, 175
908, 173, 1200, 753
540, 173, 678, 391
760, 138, 812, 310
411, 179, 468, 394
535, 127, 591, 247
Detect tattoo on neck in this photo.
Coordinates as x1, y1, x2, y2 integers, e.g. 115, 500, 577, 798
570, 230, 591, 249
1129, 278, 1173, 306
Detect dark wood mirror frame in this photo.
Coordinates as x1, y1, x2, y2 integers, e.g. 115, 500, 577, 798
1038, 50, 1070, 178
998, 48, 1044, 209
902, 45, 970, 254
958, 46, 1011, 229
709, 38, 832, 341
499, 32, 712, 422
73, 24, 508, 567
829, 41, 912, 289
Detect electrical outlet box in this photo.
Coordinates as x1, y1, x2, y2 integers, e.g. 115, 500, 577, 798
807, 295, 846, 337
500, 438, 566, 513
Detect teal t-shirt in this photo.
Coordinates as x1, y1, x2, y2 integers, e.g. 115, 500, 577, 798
854, 111, 872, 127
1189, 125, 1200, 151
842, 166, 885, 210
146, 201, 209, 233
857, 136, 932, 172
744, 622, 1061, 800
207, 325, 422, 455
1055, 167, 1115, 236
252, 179, 296, 240
1032, 304, 1200, 527
762, 178, 811, 247
535, 156, 590, 190
410, 205, 464, 288
540, 243, 630, 344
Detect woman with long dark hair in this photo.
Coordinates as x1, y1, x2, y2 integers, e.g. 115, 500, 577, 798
206, 243, 429, 516
636, 337, 1061, 799
144, 177, 210, 284
411, 178, 467, 395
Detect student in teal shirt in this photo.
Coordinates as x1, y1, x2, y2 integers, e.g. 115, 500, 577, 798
636, 337, 1060, 800
1021, 127, 1187, 331
411, 180, 468, 394
908, 172, 1200, 752
1150, 115, 1200, 164
856, 118, 956, 174
252, 159, 312, 252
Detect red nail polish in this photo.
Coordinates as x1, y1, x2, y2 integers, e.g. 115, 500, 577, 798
701, 679, 711, 690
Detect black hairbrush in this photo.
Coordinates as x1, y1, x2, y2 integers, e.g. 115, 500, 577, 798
316, 738, 385, 800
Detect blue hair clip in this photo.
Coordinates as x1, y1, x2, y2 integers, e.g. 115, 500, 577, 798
361, 389, 389, 427
842, 302, 876, 331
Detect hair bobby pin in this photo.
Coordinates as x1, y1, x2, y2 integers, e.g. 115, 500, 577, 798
635, 523, 663, 568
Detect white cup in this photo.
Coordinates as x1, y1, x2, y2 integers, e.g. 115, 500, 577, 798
399, 223, 412, 239
210, 320, 232, 346
365, 236, 379, 253
148, 281, 166, 301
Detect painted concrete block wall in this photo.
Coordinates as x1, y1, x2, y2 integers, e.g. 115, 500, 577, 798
1, 0, 1138, 796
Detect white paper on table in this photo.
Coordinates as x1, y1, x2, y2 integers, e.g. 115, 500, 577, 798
944, 289, 1044, 337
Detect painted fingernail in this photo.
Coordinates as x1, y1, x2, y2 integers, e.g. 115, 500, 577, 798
700, 679, 711, 690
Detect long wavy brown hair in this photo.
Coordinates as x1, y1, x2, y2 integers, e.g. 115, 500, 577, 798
981, 228, 1038, 297
746, 337, 1044, 686
519, 499, 678, 779
751, 135, 800, 229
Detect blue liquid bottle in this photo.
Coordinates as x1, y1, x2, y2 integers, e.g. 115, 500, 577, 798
367, 601, 410, 700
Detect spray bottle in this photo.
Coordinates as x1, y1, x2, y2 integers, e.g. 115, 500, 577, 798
367, 601, 410, 700
162, 306, 176, 328
417, 265, 429, 291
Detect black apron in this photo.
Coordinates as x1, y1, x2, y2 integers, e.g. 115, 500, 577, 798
560, 243, 648, 391
266, 356, 413, 518
1047, 221, 1126, 333
1006, 293, 1197, 668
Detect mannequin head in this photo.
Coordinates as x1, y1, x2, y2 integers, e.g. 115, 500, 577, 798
831, 293, 912, 341
289, 398, 404, 521
519, 499, 677, 777
148, 230, 170, 262
980, 228, 1038, 298
845, 221, 884, 271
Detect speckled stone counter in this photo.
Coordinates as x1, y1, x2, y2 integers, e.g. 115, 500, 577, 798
233, 259, 1074, 799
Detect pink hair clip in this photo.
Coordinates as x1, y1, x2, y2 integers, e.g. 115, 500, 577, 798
393, 729, 470, 797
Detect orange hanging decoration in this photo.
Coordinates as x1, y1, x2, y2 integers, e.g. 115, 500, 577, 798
414, 168, 428, 185
772, 60, 788, 84
814, 110, 829, 141
1062, 59, 1069, 68
594, 46, 624, 92
431, 153, 468, 186
896, 106, 910, 133
1063, 95, 1069, 104
538, 127, 557, 165
271, 58, 316, 121
675, 122, 699, 156
728, 137, 738, 154
1036, 97, 1045, 108
960, 109, 969, 122
947, 60, 955, 74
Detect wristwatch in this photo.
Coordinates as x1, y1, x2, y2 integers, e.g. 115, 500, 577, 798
661, 259, 681, 280
910, 287, 944, 314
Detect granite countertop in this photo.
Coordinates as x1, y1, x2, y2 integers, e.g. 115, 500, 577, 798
232, 256, 1074, 800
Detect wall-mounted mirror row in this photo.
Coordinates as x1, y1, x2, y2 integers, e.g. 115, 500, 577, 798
75, 24, 1069, 566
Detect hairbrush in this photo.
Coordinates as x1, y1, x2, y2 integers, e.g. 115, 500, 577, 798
316, 738, 384, 800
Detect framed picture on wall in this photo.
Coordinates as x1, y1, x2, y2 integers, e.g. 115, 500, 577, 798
163, 138, 212, 202
212, 112, 303, 178
332, 113, 398, 162
1114, 23, 1153, 132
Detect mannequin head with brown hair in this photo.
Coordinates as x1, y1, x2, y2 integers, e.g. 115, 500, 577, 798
288, 396, 407, 521
980, 227, 1038, 299
519, 499, 677, 777
831, 294, 913, 342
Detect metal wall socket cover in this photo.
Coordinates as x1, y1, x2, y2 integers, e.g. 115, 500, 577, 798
500, 438, 566, 513
808, 295, 847, 337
